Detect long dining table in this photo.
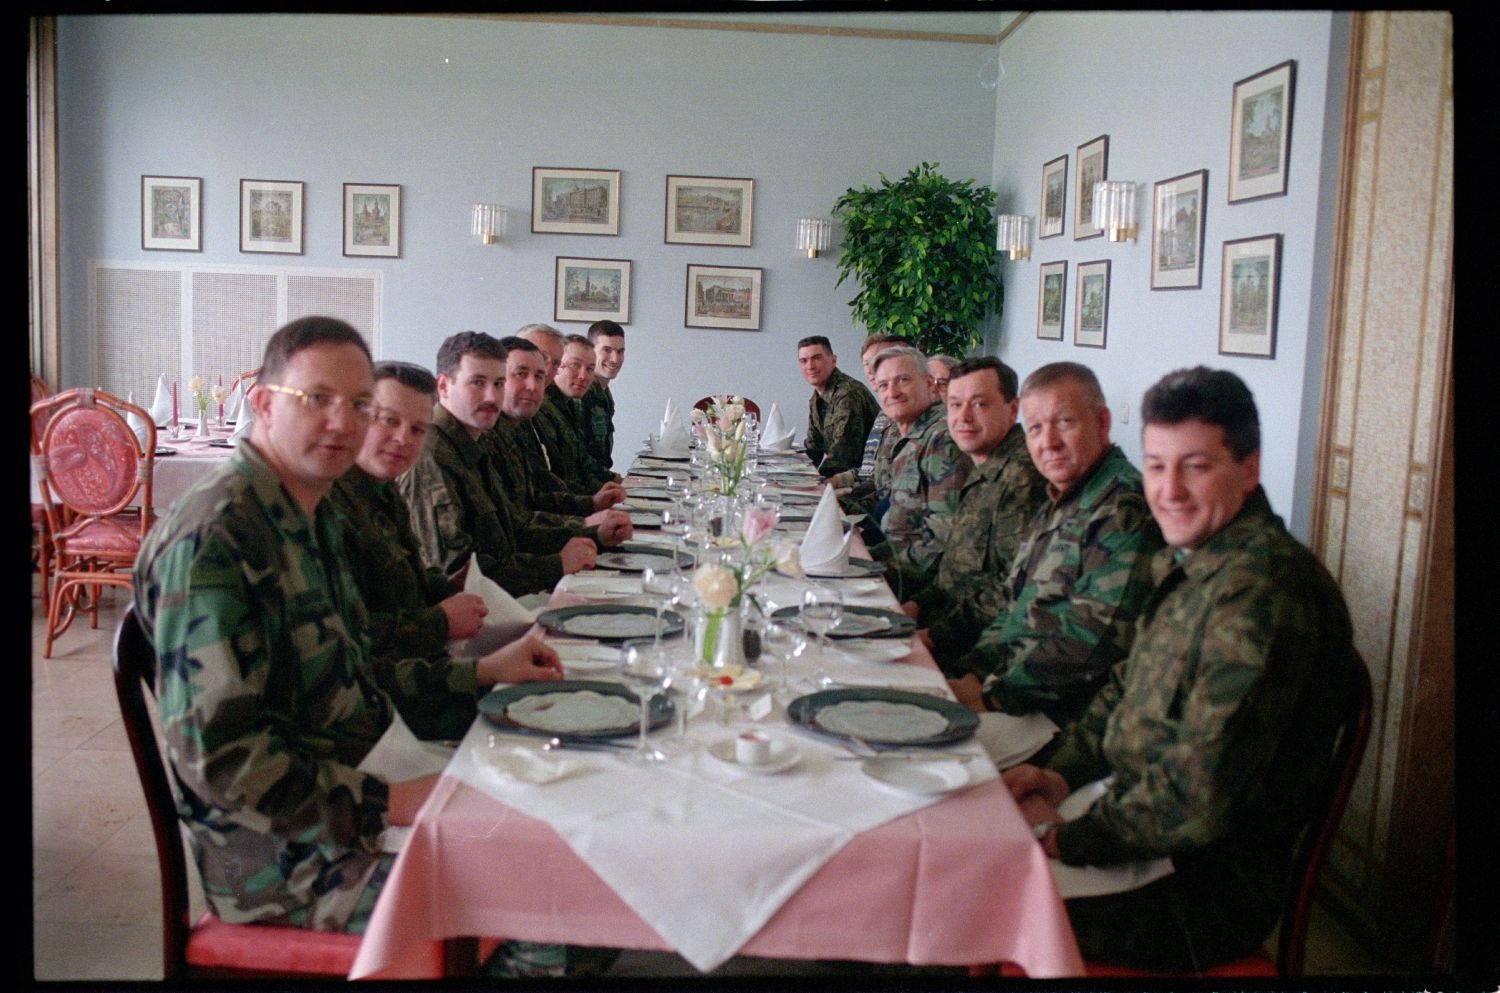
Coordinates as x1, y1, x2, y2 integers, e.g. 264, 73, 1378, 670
347, 446, 1084, 979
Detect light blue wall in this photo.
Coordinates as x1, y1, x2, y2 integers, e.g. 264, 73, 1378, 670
55, 14, 999, 470
989, 11, 1346, 535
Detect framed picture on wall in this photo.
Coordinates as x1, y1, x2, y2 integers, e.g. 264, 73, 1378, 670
1228, 60, 1296, 203
1039, 155, 1067, 239
685, 264, 763, 331
141, 175, 202, 252
1073, 135, 1108, 240
665, 175, 754, 247
1151, 169, 1208, 290
343, 183, 401, 257
555, 256, 632, 324
532, 167, 621, 236
1037, 260, 1067, 340
1074, 259, 1110, 349
1219, 234, 1282, 358
239, 179, 304, 255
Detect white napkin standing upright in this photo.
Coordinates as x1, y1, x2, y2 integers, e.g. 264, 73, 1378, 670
449, 553, 539, 657
229, 397, 255, 442
223, 377, 245, 422
125, 392, 151, 449
798, 485, 852, 574
759, 402, 794, 451
655, 400, 692, 457
149, 373, 173, 427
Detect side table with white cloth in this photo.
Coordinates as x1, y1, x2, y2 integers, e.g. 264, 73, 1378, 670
348, 448, 1084, 979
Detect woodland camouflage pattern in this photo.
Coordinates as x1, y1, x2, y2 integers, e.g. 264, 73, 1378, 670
133, 443, 394, 929
906, 422, 1049, 660
398, 404, 573, 595
326, 466, 480, 741
866, 401, 974, 595
1046, 488, 1357, 968
535, 383, 615, 491
966, 445, 1163, 727
805, 367, 880, 478
580, 378, 614, 473
487, 413, 597, 521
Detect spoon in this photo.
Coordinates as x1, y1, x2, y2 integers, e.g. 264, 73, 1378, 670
540, 736, 629, 753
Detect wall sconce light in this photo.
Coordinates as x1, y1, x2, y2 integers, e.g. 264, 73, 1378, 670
1092, 181, 1139, 242
796, 217, 831, 259
470, 203, 506, 245
995, 214, 1033, 261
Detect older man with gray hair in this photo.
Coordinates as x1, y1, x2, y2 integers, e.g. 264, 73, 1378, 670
864, 343, 973, 596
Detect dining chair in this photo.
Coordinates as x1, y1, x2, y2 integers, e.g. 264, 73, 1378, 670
30, 371, 56, 602
693, 395, 762, 420
974, 652, 1373, 980
32, 387, 156, 657
113, 604, 474, 979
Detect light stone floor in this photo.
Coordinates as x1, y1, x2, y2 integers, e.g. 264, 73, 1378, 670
32, 581, 1397, 981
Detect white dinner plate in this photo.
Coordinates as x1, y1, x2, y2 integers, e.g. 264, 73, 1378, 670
707, 736, 800, 774
860, 756, 971, 795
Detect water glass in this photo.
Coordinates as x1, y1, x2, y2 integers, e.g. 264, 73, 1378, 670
620, 645, 673, 764
801, 586, 844, 689
762, 619, 807, 702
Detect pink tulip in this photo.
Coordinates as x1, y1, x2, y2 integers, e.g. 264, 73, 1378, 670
741, 507, 777, 545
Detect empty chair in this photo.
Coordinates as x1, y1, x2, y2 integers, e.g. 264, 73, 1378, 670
32, 387, 156, 657
692, 395, 761, 420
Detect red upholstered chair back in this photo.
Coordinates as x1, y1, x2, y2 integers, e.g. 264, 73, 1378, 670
112, 605, 364, 979
693, 395, 762, 419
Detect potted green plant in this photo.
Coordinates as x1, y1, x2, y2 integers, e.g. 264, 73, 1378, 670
832, 162, 1004, 357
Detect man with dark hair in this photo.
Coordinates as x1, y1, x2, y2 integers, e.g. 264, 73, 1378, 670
949, 361, 1161, 732
133, 317, 561, 936
536, 334, 620, 491
900, 355, 1049, 661
581, 319, 624, 471
798, 334, 880, 479
399, 331, 600, 596
1006, 366, 1357, 972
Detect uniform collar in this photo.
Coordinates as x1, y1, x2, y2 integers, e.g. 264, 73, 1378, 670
1152, 486, 1280, 584
431, 404, 485, 465
1046, 443, 1130, 508
970, 422, 1027, 480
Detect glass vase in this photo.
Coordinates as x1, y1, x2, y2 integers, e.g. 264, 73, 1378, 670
695, 603, 746, 671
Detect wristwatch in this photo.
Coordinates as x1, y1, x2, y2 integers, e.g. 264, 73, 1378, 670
1032, 821, 1057, 841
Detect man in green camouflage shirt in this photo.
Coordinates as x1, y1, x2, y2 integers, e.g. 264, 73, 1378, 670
950, 362, 1162, 731
132, 317, 561, 934
900, 356, 1049, 662
798, 334, 880, 479
398, 332, 600, 596
825, 333, 905, 499
580, 319, 625, 472
862, 344, 973, 594
536, 334, 620, 492
1006, 367, 1358, 971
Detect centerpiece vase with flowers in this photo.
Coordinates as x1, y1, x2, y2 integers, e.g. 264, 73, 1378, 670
692, 395, 749, 500
189, 376, 211, 439
691, 505, 802, 670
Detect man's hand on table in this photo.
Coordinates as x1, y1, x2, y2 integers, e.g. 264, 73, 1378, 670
593, 481, 627, 509
387, 773, 441, 826
474, 633, 564, 686
560, 537, 598, 573
949, 672, 986, 712
1003, 764, 1068, 858
593, 511, 633, 546
440, 592, 488, 639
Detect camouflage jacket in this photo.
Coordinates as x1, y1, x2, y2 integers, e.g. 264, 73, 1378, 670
327, 467, 480, 741
838, 417, 900, 517
806, 367, 881, 479
867, 401, 974, 595
826, 411, 890, 491
536, 384, 616, 492
1046, 488, 1356, 934
580, 378, 615, 473
967, 445, 1162, 727
907, 423, 1050, 660
397, 404, 573, 596
132, 442, 393, 929
487, 414, 596, 521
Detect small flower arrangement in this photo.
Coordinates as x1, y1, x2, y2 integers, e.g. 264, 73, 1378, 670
691, 395, 749, 496
691, 506, 802, 666
187, 376, 211, 418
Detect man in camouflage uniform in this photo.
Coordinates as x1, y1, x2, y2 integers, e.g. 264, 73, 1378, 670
825, 333, 904, 493
798, 334, 880, 480
398, 331, 601, 596
862, 344, 973, 595
580, 319, 625, 473
949, 361, 1162, 732
536, 334, 620, 492
899, 356, 1049, 662
132, 317, 561, 937
1006, 366, 1358, 971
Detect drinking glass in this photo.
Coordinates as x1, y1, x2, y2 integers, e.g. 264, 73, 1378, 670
801, 586, 844, 689
762, 618, 807, 702
641, 566, 673, 657
669, 656, 710, 746
619, 644, 673, 764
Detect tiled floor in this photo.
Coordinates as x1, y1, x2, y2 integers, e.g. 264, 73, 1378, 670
32, 581, 1398, 980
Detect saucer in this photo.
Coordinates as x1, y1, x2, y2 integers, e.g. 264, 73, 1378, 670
707, 736, 800, 774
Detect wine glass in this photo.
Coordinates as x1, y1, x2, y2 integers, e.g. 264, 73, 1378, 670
762, 618, 808, 702
619, 644, 673, 764
668, 652, 710, 747
641, 566, 673, 657
801, 586, 844, 689
658, 502, 686, 537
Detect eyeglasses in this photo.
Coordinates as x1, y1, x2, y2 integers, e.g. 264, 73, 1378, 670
260, 383, 375, 420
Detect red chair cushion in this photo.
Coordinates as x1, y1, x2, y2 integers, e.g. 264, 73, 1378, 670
44, 407, 142, 511
185, 912, 361, 977
58, 516, 143, 556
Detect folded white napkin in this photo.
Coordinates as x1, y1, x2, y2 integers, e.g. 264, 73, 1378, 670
149, 373, 172, 427
658, 397, 679, 440
223, 377, 245, 422
1048, 777, 1175, 899
473, 743, 585, 786
798, 485, 852, 574
229, 397, 255, 442
975, 711, 1060, 770
449, 554, 539, 658
125, 392, 151, 449
357, 710, 454, 781
655, 405, 691, 457
759, 402, 794, 451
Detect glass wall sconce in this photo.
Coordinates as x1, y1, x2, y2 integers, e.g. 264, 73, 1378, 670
796, 217, 831, 259
1092, 181, 1139, 242
995, 214, 1033, 261
470, 203, 506, 245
